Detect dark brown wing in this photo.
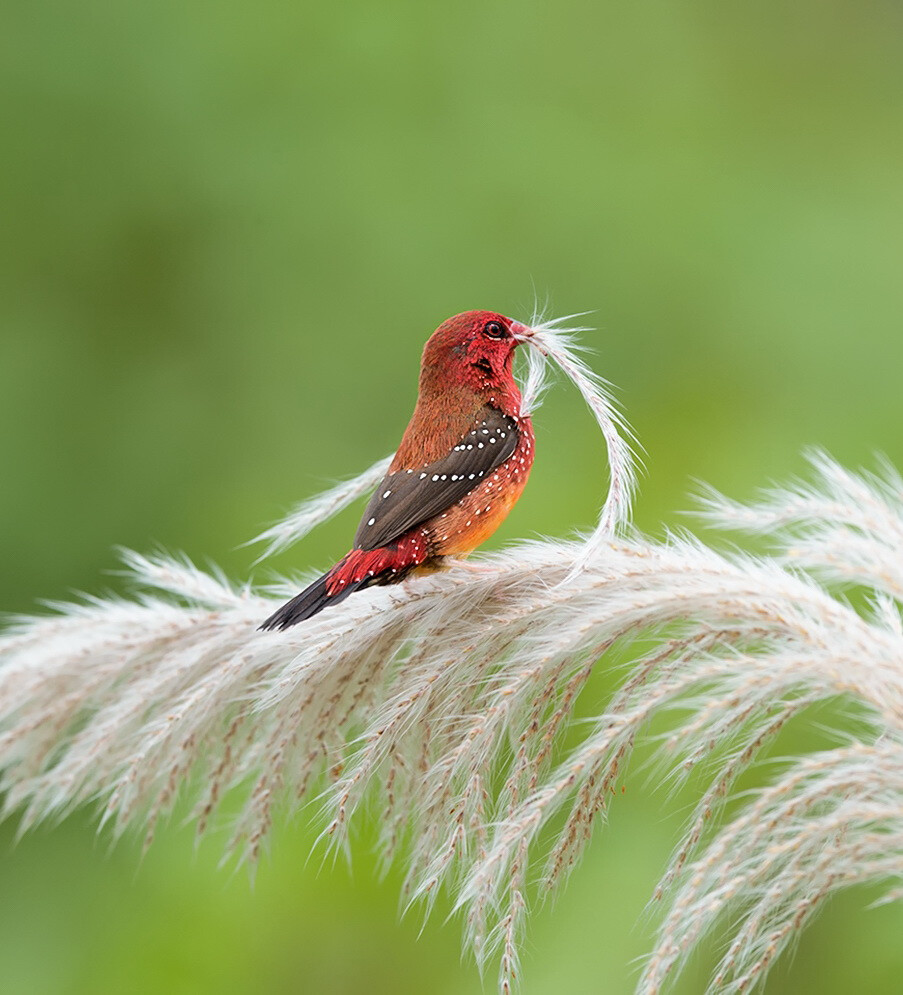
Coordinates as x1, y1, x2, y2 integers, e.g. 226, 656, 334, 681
354, 407, 519, 550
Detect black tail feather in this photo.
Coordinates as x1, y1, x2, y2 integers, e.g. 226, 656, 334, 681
259, 573, 363, 631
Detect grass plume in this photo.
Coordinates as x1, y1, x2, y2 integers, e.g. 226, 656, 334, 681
1, 320, 900, 993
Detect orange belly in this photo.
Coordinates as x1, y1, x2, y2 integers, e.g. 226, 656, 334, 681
424, 420, 534, 556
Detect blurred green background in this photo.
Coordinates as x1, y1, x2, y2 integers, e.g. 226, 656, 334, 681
2, 1, 903, 992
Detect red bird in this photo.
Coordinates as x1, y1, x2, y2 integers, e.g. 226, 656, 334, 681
260, 311, 536, 630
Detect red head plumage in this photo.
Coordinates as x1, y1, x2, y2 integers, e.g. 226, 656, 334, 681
260, 310, 536, 630
417, 310, 532, 415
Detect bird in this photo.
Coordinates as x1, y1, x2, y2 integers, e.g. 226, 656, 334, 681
260, 310, 536, 630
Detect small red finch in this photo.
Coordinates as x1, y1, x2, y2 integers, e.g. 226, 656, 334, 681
261, 311, 535, 630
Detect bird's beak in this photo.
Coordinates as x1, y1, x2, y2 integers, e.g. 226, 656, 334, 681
510, 321, 549, 356
510, 321, 534, 343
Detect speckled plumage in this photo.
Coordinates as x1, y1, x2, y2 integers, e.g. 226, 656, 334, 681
260, 311, 535, 630
408, 411, 534, 557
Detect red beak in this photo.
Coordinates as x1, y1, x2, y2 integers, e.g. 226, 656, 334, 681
510, 321, 534, 343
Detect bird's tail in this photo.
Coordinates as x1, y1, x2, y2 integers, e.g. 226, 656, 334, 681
258, 571, 362, 630
259, 536, 429, 631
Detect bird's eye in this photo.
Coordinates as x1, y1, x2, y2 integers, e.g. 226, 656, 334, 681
482, 320, 506, 339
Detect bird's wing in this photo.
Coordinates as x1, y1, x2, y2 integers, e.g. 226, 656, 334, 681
353, 406, 519, 550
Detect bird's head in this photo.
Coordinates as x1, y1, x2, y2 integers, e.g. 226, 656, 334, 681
420, 311, 533, 399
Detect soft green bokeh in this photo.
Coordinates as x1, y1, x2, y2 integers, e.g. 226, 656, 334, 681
2, 1, 903, 992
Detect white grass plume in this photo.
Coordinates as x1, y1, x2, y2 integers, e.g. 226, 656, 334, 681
525, 309, 638, 539
1, 324, 902, 993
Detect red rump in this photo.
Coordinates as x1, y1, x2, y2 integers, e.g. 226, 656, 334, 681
324, 530, 431, 595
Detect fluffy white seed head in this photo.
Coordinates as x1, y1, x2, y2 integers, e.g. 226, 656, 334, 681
520, 309, 638, 542
1, 325, 900, 994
